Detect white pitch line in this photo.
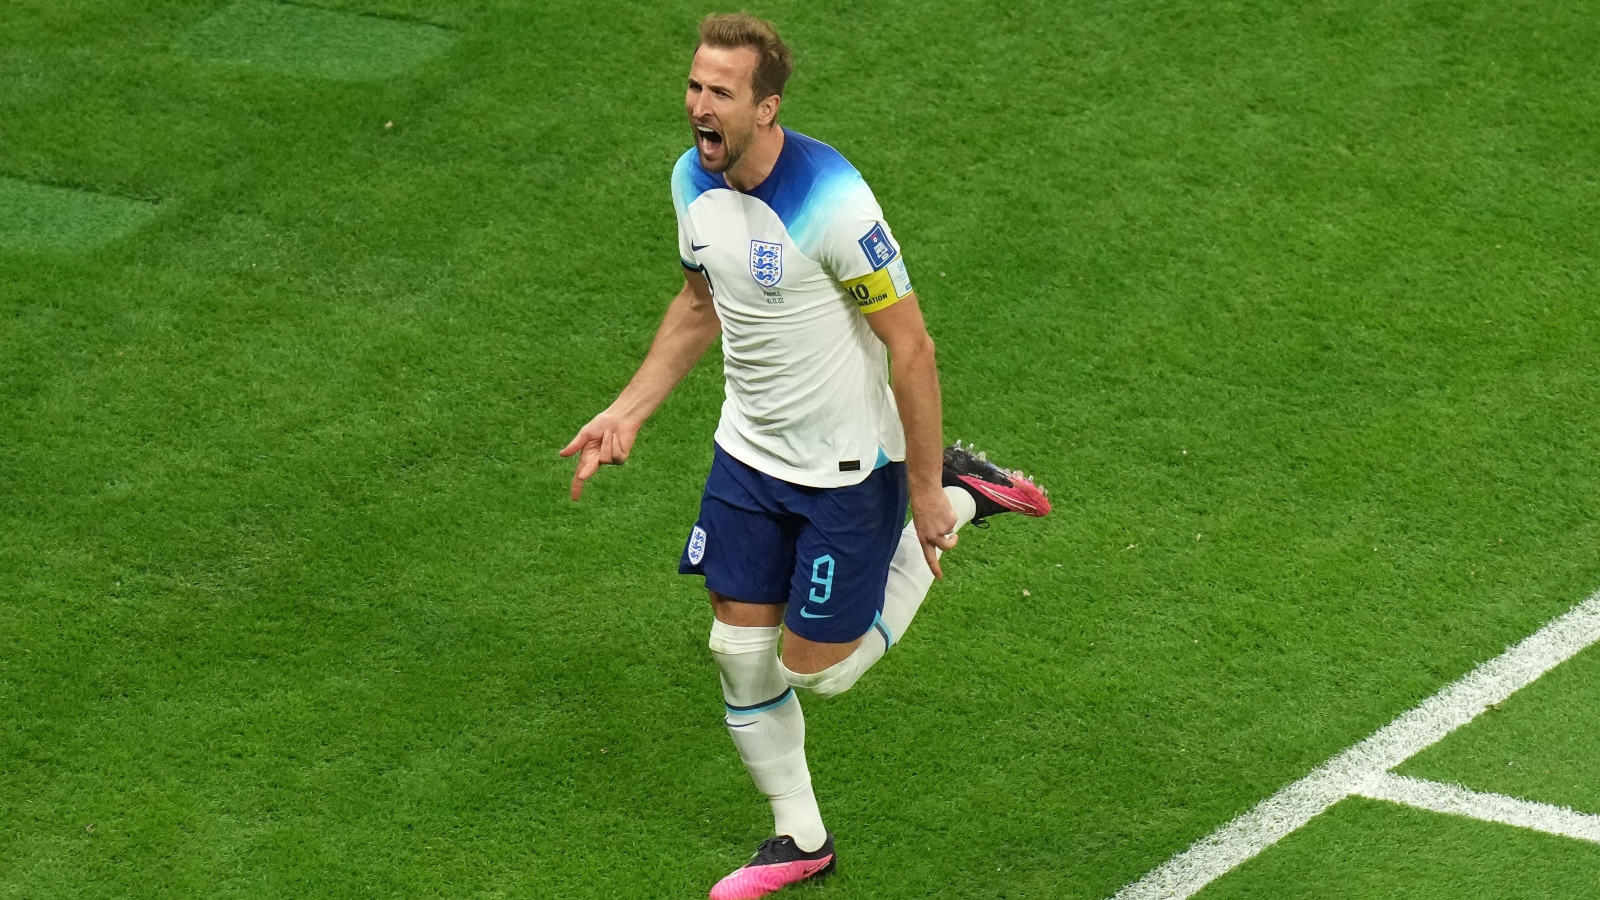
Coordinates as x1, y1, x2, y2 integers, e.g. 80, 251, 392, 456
1357, 773, 1600, 845
1112, 590, 1600, 900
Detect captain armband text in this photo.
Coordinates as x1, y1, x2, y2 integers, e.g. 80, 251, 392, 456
842, 259, 913, 314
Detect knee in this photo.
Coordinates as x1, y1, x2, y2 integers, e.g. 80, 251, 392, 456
779, 655, 854, 699
709, 619, 781, 656
779, 644, 825, 677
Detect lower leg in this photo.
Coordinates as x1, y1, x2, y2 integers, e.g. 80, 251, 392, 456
881, 484, 977, 642
710, 614, 828, 852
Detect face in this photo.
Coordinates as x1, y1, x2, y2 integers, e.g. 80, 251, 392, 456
686, 44, 778, 173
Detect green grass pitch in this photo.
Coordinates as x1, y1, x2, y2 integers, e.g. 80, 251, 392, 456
3, 0, 1599, 897
1401, 642, 1600, 815
0, 177, 157, 252
180, 2, 455, 81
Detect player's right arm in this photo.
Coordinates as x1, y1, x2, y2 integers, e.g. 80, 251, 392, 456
560, 269, 719, 500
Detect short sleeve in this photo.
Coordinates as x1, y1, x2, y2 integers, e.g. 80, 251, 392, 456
677, 215, 703, 272
671, 150, 705, 272
817, 180, 914, 314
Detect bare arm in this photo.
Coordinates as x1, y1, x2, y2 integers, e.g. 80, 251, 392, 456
560, 270, 719, 500
864, 293, 958, 578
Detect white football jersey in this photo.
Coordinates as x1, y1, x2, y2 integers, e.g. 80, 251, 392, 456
673, 129, 915, 488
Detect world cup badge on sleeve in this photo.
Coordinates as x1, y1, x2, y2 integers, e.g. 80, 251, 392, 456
749, 239, 783, 287
857, 222, 898, 270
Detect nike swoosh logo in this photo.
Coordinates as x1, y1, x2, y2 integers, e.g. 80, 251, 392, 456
799, 609, 833, 619
692, 243, 709, 251
725, 719, 754, 728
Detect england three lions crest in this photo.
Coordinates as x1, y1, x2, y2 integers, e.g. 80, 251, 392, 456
749, 239, 783, 287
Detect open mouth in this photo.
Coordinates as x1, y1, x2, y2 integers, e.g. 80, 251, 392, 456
695, 124, 724, 152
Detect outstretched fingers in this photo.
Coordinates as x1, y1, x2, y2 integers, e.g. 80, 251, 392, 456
570, 444, 602, 500
561, 413, 641, 501
921, 532, 957, 580
559, 427, 593, 459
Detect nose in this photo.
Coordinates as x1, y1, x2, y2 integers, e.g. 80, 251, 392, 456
690, 90, 714, 120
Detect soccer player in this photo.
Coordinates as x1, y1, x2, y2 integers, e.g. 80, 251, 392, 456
561, 13, 1050, 899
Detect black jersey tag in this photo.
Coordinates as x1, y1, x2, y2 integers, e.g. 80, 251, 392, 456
838, 460, 861, 472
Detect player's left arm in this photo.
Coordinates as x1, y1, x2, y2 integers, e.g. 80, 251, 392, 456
864, 295, 958, 578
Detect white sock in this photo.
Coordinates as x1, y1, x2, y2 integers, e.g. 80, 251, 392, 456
781, 485, 977, 698
709, 620, 827, 852
882, 485, 975, 640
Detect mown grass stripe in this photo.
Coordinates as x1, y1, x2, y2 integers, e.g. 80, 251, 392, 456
179, 2, 455, 80
0, 177, 158, 252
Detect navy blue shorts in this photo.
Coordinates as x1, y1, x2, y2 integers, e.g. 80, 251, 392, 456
679, 444, 910, 643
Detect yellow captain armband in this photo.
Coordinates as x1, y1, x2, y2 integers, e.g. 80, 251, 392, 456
842, 257, 913, 314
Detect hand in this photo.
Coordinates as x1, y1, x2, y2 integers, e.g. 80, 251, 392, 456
559, 409, 642, 500
910, 485, 959, 579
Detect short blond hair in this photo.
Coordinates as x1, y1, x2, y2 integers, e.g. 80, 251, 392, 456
698, 12, 794, 102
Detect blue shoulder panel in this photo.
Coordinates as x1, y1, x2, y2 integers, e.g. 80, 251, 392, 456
672, 148, 725, 217
749, 130, 867, 257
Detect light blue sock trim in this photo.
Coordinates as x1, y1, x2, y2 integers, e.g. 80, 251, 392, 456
725, 686, 794, 716
872, 610, 895, 649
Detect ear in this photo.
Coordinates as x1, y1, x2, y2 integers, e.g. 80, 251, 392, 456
756, 93, 782, 128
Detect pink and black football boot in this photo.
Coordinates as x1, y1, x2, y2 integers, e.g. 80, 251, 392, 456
709, 833, 836, 900
942, 441, 1052, 524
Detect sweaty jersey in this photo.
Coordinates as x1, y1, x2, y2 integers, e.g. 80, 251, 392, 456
673, 128, 915, 489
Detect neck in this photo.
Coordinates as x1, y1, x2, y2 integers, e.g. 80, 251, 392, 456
724, 124, 785, 192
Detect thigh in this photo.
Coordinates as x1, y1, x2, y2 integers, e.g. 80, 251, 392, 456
784, 462, 910, 643
710, 591, 786, 627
